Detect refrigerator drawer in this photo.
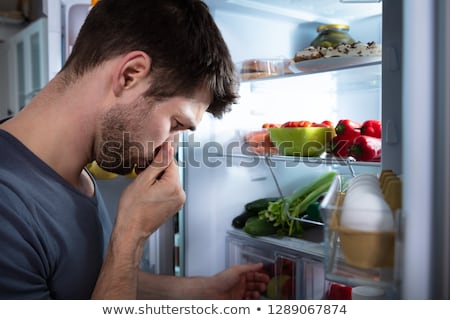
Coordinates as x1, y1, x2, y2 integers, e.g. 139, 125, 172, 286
226, 233, 326, 300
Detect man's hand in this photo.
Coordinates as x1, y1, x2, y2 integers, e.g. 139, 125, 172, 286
116, 142, 185, 241
92, 142, 185, 299
136, 263, 270, 300
210, 263, 270, 299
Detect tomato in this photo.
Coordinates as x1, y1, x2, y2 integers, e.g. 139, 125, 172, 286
280, 120, 332, 128
262, 123, 280, 128
321, 120, 334, 128
281, 121, 298, 127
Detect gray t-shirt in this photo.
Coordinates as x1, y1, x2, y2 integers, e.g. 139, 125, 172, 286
0, 129, 113, 299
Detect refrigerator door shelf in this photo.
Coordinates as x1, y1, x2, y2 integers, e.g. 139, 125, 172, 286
319, 175, 400, 296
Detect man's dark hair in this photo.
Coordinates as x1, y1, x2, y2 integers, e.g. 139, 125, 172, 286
61, 0, 239, 118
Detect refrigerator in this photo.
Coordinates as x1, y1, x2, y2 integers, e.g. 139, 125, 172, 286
181, 0, 389, 299
26, 0, 450, 299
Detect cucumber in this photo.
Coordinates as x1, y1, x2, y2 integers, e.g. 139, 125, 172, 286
232, 210, 257, 229
305, 201, 322, 222
243, 216, 278, 236
244, 197, 280, 215
232, 197, 280, 229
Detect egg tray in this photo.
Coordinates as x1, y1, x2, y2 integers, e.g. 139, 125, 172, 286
327, 195, 396, 269
320, 174, 398, 270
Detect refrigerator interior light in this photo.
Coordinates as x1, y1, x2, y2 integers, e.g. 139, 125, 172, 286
224, 0, 381, 23
225, 0, 321, 22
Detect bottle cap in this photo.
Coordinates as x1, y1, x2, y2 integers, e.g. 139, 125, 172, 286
317, 24, 350, 32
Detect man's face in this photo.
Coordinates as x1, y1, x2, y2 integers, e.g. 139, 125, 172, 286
95, 88, 211, 175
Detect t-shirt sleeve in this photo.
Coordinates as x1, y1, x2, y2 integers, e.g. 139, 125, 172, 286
0, 192, 51, 299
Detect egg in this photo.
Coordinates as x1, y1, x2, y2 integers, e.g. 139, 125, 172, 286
347, 174, 378, 187
346, 180, 383, 196
341, 192, 395, 232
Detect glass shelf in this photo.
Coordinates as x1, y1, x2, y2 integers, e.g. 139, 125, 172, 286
225, 152, 381, 168
239, 57, 382, 83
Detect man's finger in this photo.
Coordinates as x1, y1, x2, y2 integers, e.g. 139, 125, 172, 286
139, 142, 174, 183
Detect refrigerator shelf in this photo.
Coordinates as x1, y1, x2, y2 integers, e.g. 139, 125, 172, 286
227, 228, 324, 258
239, 57, 381, 82
290, 56, 382, 74
225, 152, 381, 168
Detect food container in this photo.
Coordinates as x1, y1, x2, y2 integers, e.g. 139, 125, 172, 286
321, 175, 396, 269
328, 203, 396, 269
310, 24, 355, 48
268, 127, 334, 157
319, 174, 399, 291
237, 58, 291, 80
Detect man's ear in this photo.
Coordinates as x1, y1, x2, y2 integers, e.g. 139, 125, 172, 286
112, 51, 151, 96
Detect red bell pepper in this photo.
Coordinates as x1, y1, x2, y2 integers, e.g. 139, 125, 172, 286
335, 119, 361, 140
360, 120, 382, 138
349, 135, 382, 162
331, 136, 352, 157
331, 119, 361, 158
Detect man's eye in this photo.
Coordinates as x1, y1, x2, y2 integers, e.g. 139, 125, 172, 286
172, 121, 184, 130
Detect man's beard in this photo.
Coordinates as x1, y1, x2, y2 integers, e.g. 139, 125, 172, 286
95, 99, 154, 175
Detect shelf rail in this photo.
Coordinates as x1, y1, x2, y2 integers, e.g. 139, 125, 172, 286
264, 155, 325, 226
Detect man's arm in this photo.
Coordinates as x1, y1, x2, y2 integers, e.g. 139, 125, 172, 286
91, 144, 185, 299
137, 271, 210, 299
137, 263, 269, 300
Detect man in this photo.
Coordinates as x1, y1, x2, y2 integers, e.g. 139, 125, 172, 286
0, 0, 269, 299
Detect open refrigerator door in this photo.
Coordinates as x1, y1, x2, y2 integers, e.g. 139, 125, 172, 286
180, 0, 393, 300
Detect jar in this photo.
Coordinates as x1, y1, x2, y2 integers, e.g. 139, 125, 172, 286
310, 24, 355, 48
